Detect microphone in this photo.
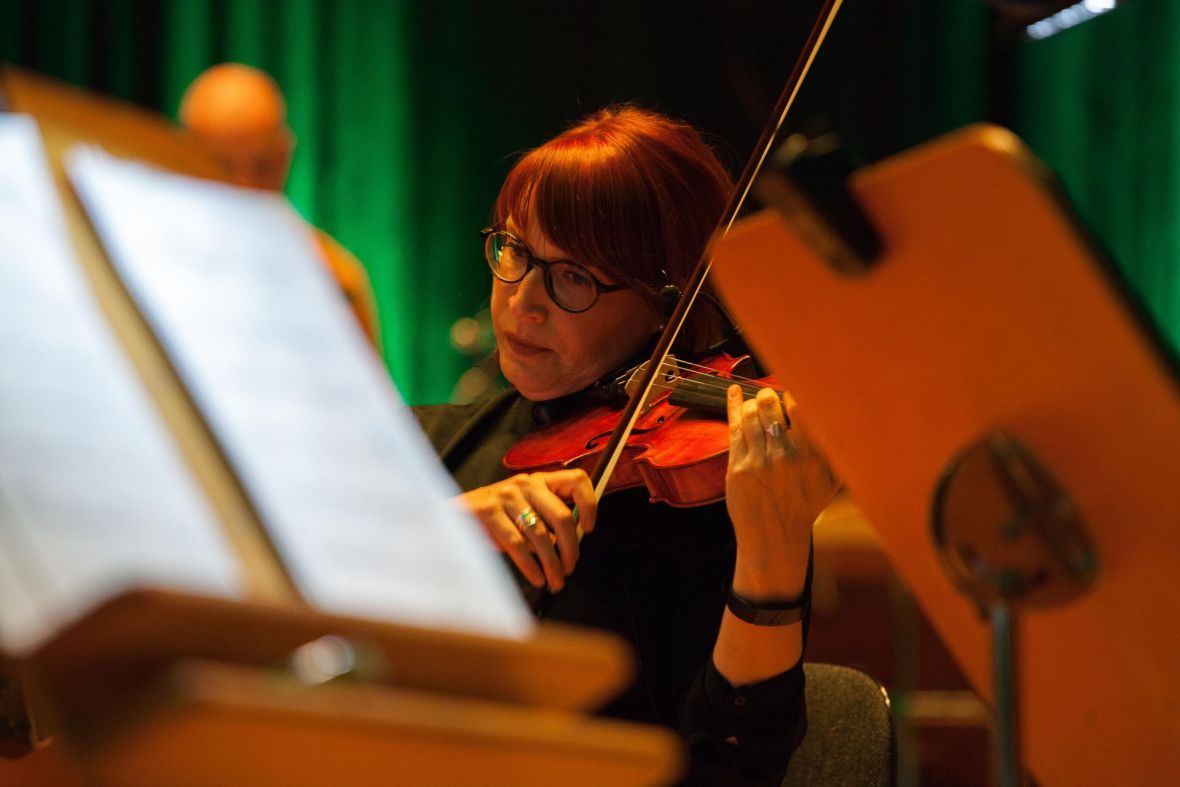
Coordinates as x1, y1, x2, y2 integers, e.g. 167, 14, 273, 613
660, 283, 681, 323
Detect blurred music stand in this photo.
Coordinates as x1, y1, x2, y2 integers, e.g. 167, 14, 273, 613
0, 67, 683, 787
712, 124, 1180, 786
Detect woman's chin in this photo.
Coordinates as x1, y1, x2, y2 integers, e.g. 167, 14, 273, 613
510, 377, 566, 401
503, 364, 583, 402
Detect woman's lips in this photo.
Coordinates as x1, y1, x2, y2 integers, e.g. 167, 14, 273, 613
504, 334, 549, 356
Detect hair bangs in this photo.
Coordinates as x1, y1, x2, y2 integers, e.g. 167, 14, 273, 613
495, 128, 667, 295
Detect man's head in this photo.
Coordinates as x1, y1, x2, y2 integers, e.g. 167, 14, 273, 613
179, 63, 294, 191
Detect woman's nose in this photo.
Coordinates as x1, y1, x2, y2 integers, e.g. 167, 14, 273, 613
509, 266, 549, 318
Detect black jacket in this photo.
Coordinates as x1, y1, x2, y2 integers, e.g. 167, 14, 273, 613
413, 389, 807, 785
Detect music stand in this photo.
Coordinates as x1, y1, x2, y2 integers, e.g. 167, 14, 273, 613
0, 67, 683, 786
712, 124, 1180, 786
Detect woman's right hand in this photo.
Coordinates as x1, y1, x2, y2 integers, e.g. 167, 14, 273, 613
456, 470, 597, 592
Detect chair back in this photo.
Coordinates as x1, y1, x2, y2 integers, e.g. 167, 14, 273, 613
782, 663, 895, 787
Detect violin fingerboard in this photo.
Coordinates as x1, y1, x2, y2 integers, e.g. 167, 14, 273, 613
667, 377, 763, 414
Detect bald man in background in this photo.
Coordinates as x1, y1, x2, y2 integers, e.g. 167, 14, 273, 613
179, 63, 380, 347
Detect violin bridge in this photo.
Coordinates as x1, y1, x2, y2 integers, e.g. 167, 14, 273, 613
624, 354, 682, 411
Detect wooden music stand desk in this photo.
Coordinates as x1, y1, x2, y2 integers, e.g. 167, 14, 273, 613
0, 67, 682, 787
712, 124, 1180, 787
19, 590, 680, 787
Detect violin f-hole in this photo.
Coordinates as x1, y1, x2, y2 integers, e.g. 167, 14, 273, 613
585, 419, 664, 451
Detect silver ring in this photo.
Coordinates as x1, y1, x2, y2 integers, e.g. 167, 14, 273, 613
517, 507, 540, 533
765, 421, 783, 439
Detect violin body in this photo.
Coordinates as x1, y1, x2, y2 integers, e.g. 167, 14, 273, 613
503, 354, 772, 507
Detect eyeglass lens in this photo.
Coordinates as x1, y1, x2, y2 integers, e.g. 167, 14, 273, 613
486, 232, 600, 312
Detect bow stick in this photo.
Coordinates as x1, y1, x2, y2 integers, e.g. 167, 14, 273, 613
588, 0, 844, 503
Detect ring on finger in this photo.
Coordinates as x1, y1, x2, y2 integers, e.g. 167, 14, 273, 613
517, 507, 541, 533
765, 421, 783, 439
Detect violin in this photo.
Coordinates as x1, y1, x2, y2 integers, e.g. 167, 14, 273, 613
503, 353, 779, 507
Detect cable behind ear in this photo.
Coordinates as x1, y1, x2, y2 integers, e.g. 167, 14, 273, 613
655, 271, 740, 356
659, 284, 682, 324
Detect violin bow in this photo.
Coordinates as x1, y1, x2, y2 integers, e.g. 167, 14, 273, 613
587, 0, 844, 504
525, 1, 842, 613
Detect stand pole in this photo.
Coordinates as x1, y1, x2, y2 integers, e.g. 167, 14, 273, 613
931, 432, 1096, 787
990, 603, 1021, 787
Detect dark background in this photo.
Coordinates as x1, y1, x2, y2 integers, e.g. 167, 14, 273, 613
0, 0, 1022, 403
8, 2, 1172, 405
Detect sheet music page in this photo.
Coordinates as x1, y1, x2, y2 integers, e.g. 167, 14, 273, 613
67, 146, 534, 640
0, 116, 243, 655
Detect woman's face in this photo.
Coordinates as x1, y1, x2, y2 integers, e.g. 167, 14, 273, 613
491, 222, 659, 401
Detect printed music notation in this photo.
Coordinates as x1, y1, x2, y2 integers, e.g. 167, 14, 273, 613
0, 115, 241, 655
67, 143, 532, 640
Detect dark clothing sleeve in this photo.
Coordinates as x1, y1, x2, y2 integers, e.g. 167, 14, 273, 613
678, 661, 807, 786
412, 392, 808, 786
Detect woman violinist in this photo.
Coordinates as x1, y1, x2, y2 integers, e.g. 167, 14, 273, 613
413, 106, 840, 785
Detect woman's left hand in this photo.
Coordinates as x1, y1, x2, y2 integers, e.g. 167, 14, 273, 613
725, 384, 840, 597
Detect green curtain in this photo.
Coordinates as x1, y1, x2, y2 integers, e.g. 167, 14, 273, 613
2, 0, 1177, 400
1, 0, 477, 404
1016, 0, 1180, 356
160, 0, 439, 402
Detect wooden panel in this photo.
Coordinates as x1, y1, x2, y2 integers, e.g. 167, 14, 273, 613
73, 660, 681, 787
713, 124, 1180, 786
31, 589, 635, 717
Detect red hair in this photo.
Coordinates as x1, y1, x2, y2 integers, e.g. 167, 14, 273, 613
493, 106, 733, 352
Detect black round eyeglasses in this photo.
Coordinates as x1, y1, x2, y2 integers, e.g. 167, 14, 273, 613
482, 228, 628, 313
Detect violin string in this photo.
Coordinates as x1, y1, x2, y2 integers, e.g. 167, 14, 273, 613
645, 361, 776, 395
630, 374, 775, 412
639, 356, 752, 386
637, 358, 782, 396
660, 357, 774, 387
675, 359, 778, 390
656, 378, 773, 398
